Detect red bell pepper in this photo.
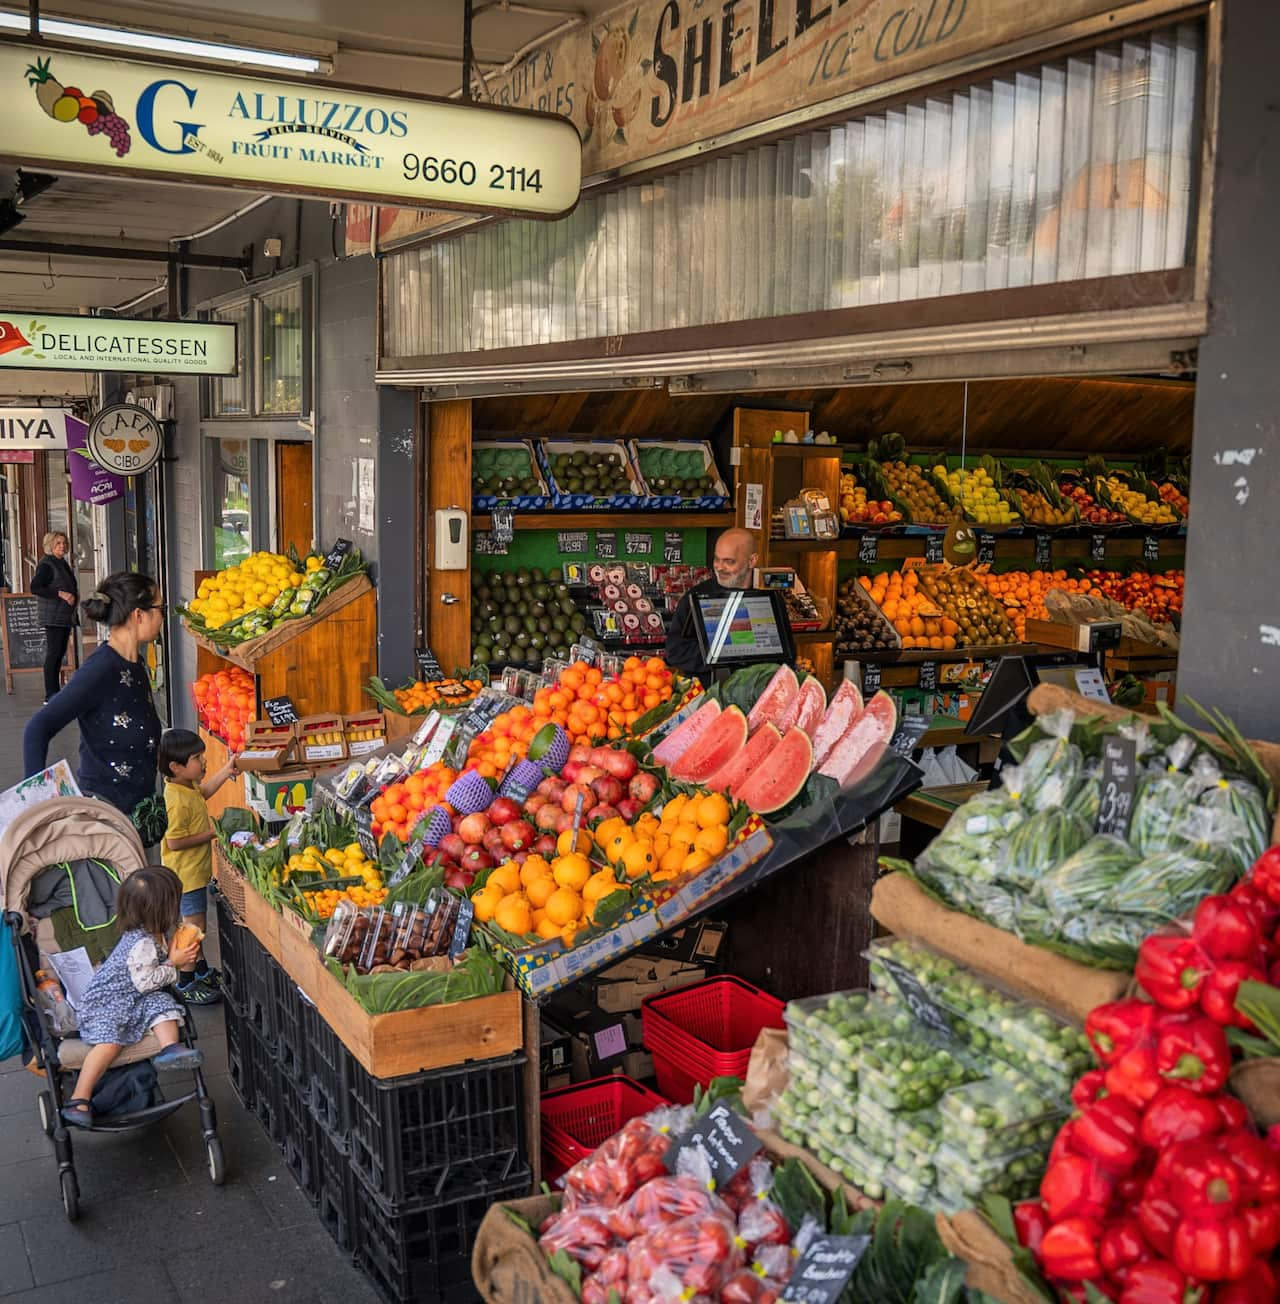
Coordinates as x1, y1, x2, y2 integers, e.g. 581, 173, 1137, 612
1118, 1159, 1156, 1205
1216, 1097, 1253, 1133
1227, 879, 1280, 933
1040, 1216, 1102, 1281
1059, 1282, 1119, 1303
1245, 845, 1280, 907
1099, 1217, 1154, 1282
1117, 1259, 1204, 1304
1139, 1177, 1182, 1257
1041, 1153, 1116, 1223
1088, 1000, 1157, 1066
1012, 1200, 1049, 1262
1137, 936, 1210, 1011
1107, 1043, 1164, 1108
1156, 1018, 1231, 1095
1239, 1200, 1280, 1256
1198, 963, 1266, 1031
1192, 896, 1263, 964
1076, 1096, 1144, 1175
1172, 1214, 1252, 1282
1140, 1086, 1223, 1149
1074, 1067, 1110, 1109
1219, 1130, 1280, 1201
1051, 1118, 1082, 1165
1154, 1141, 1241, 1218
1212, 1258, 1277, 1304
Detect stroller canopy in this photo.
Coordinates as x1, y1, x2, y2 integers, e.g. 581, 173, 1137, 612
0, 798, 145, 921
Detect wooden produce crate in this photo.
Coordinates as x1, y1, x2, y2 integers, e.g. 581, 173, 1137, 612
211, 843, 282, 962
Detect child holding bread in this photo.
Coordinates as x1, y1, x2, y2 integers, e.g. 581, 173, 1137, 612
62, 866, 204, 1128
159, 729, 237, 1004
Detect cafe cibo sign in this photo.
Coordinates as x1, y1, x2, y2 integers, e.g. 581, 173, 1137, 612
0, 38, 581, 217
0, 312, 237, 375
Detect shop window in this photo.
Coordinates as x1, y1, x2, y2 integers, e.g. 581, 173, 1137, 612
258, 283, 304, 414
209, 438, 253, 569
210, 301, 251, 416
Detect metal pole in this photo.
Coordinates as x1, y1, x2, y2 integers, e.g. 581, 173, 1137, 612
462, 0, 475, 102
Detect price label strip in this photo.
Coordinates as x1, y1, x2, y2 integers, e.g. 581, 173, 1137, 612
663, 1102, 762, 1188
355, 807, 379, 862
663, 530, 683, 563
858, 534, 878, 564
490, 507, 514, 554
925, 534, 944, 564
918, 660, 938, 693
977, 532, 996, 565
782, 1235, 872, 1304
862, 662, 882, 694
557, 531, 588, 555
1035, 533, 1052, 568
889, 714, 931, 756
596, 530, 617, 561
1090, 533, 1107, 563
1143, 535, 1160, 563
261, 695, 299, 725
881, 957, 955, 1040
1096, 735, 1138, 837
625, 532, 652, 557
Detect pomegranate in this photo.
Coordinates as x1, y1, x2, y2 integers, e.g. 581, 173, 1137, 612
501, 820, 536, 852
523, 794, 548, 815
482, 826, 507, 859
616, 797, 642, 822
536, 776, 566, 801
438, 833, 466, 862
568, 744, 594, 765
487, 796, 521, 826
601, 749, 638, 781
458, 812, 491, 846
629, 771, 660, 804
590, 774, 624, 806
444, 868, 475, 890
533, 833, 558, 857
459, 847, 494, 873
561, 783, 594, 815
535, 805, 563, 834
575, 766, 605, 786
586, 803, 620, 827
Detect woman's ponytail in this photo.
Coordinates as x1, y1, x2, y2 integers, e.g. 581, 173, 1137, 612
81, 572, 157, 627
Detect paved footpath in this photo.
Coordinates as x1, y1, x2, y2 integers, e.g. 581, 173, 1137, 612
0, 677, 379, 1303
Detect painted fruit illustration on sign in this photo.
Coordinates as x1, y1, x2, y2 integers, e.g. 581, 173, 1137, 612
583, 12, 649, 147
26, 57, 132, 157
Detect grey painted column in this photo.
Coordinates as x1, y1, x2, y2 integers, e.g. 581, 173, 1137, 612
376, 386, 419, 687
1178, 2, 1280, 735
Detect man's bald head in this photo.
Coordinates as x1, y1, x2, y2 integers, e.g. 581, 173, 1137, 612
713, 528, 759, 589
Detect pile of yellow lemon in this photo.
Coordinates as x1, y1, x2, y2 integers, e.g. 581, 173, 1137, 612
189, 552, 318, 630
1101, 475, 1180, 526
287, 842, 386, 919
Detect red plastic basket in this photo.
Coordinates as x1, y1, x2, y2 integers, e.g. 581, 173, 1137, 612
651, 1054, 700, 1105
641, 975, 785, 1060
540, 1076, 669, 1170
641, 1017, 757, 1077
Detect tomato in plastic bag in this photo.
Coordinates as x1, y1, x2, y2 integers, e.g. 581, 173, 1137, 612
608, 1174, 723, 1240
626, 1211, 743, 1298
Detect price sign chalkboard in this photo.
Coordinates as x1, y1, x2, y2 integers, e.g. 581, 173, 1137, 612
1, 593, 46, 688
858, 534, 878, 564
782, 1235, 872, 1304
491, 507, 514, 551
663, 1102, 761, 1187
925, 534, 944, 564
890, 714, 931, 756
324, 537, 353, 570
262, 695, 299, 725
1090, 533, 1107, 563
1096, 735, 1138, 837
663, 531, 683, 563
918, 660, 938, 693
596, 531, 617, 561
557, 531, 588, 555
355, 807, 379, 861
1143, 535, 1160, 563
415, 647, 444, 682
625, 532, 652, 557
1035, 532, 1052, 568
977, 532, 996, 565
882, 957, 955, 1040
472, 531, 495, 556
862, 662, 881, 694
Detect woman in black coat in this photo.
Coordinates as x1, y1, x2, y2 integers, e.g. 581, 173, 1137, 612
30, 530, 78, 703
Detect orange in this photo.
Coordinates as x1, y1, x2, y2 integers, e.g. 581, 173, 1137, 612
594, 817, 626, 846
661, 794, 689, 825
560, 921, 582, 948
557, 828, 593, 857
583, 870, 622, 903
694, 825, 728, 857
494, 894, 533, 936
526, 875, 557, 909
694, 793, 730, 829
670, 822, 700, 852
470, 885, 503, 923
536, 917, 562, 940
531, 907, 547, 928
520, 854, 551, 883
605, 829, 635, 861
621, 840, 655, 879
488, 861, 521, 895
681, 849, 713, 875
545, 887, 583, 926
552, 854, 591, 891
658, 846, 686, 875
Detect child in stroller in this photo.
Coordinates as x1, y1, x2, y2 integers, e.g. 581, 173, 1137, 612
61, 865, 205, 1128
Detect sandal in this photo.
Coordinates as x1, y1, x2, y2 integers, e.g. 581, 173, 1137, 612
61, 1098, 93, 1129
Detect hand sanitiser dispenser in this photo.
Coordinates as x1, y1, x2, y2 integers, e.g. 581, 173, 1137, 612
434, 508, 468, 570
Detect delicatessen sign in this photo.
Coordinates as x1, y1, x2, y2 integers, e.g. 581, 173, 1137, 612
0, 313, 236, 376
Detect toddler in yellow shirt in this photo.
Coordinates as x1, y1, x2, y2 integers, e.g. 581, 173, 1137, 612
160, 729, 237, 1004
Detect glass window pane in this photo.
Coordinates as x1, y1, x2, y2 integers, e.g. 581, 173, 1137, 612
211, 439, 251, 570
210, 301, 250, 416
259, 284, 304, 414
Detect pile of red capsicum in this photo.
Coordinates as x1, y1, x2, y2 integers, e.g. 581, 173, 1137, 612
1013, 848, 1280, 1302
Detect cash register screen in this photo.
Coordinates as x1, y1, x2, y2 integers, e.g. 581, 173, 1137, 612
694, 591, 794, 666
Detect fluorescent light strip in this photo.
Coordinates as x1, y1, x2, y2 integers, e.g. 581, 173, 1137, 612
0, 11, 327, 72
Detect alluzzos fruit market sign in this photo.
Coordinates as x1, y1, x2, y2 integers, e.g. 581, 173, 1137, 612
0, 313, 236, 375
1, 39, 581, 218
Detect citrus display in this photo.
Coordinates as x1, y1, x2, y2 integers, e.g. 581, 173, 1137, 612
191, 666, 255, 752
290, 843, 386, 920
185, 550, 308, 630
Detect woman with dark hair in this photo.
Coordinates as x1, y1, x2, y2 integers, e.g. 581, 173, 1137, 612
30, 530, 78, 703
23, 571, 166, 843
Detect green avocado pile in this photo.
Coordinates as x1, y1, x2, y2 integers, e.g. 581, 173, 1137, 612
636, 445, 719, 496
472, 445, 543, 497
470, 566, 588, 670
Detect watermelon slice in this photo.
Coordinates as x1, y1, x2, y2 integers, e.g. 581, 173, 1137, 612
811, 679, 864, 767
652, 699, 721, 768
793, 676, 828, 737
746, 664, 799, 733
733, 727, 813, 812
819, 691, 898, 787
706, 723, 781, 793
670, 707, 749, 783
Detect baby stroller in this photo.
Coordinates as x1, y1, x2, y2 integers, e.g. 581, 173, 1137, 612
0, 797, 224, 1220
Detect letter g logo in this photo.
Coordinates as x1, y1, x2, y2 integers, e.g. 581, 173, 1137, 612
136, 79, 204, 154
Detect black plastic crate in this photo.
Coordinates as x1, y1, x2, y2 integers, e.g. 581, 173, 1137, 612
269, 960, 309, 1082
223, 1000, 254, 1112
301, 992, 353, 1136
353, 1170, 532, 1304
240, 927, 276, 1046
315, 1118, 359, 1254
276, 1064, 318, 1200
347, 1054, 526, 1209
245, 1024, 281, 1144
213, 887, 247, 1010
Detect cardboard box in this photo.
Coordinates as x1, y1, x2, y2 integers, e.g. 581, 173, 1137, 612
545, 988, 649, 1082
635, 918, 728, 967
246, 769, 314, 820
589, 956, 708, 1014
296, 713, 348, 764
235, 720, 297, 773
344, 710, 388, 757
540, 1018, 574, 1089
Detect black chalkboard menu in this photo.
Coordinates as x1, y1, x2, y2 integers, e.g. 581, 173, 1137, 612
2, 593, 46, 691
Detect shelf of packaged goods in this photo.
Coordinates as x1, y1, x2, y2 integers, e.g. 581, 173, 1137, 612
473, 511, 735, 530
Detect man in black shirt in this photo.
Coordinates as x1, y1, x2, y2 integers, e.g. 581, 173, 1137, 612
664, 527, 760, 679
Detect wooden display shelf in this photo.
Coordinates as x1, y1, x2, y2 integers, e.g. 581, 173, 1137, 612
793, 630, 836, 644
770, 534, 1187, 561
766, 445, 848, 459
1025, 618, 1177, 659
473, 511, 734, 530
852, 643, 1040, 664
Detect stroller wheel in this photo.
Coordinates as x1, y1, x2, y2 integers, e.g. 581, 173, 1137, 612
37, 1092, 54, 1137
60, 1169, 79, 1221
205, 1135, 225, 1186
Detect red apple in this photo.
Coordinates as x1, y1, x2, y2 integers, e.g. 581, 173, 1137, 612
438, 833, 466, 862
561, 783, 594, 815
444, 868, 475, 890
482, 826, 507, 859
533, 833, 558, 857
586, 803, 620, 827
459, 847, 493, 873
590, 774, 624, 806
535, 805, 563, 834
458, 812, 491, 846
501, 820, 536, 852
487, 796, 521, 826
629, 772, 660, 804
601, 749, 638, 782
616, 797, 642, 822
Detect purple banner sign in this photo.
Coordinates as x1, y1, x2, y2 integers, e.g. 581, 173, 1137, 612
67, 415, 125, 505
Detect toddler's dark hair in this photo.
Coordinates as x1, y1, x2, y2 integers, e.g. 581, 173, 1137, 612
116, 866, 182, 937
158, 728, 205, 777
82, 572, 158, 626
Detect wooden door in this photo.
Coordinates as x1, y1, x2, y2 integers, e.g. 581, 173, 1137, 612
425, 401, 472, 676
275, 442, 314, 557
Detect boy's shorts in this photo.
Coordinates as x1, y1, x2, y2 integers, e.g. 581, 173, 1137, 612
180, 886, 208, 917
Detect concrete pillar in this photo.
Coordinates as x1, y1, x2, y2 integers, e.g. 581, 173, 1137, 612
375, 386, 418, 686
1177, 2, 1280, 735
